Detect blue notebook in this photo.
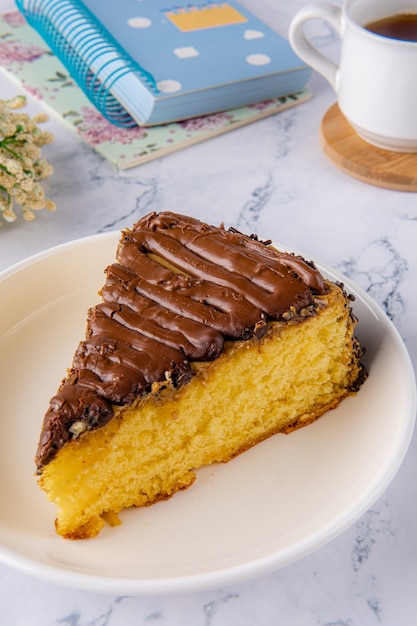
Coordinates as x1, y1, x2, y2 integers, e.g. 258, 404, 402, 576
15, 0, 311, 127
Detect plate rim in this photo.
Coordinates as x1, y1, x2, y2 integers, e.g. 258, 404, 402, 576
0, 231, 415, 596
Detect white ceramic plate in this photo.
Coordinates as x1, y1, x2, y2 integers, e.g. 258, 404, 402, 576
0, 232, 415, 596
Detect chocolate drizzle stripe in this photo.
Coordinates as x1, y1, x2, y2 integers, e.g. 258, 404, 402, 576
125, 229, 287, 315
102, 267, 224, 360
107, 259, 261, 339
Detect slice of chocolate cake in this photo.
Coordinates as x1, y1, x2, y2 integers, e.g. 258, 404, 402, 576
36, 211, 366, 539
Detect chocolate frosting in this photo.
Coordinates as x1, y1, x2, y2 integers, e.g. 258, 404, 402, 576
36, 211, 326, 471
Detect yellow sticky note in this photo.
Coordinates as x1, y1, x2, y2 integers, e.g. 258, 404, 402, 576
166, 4, 248, 32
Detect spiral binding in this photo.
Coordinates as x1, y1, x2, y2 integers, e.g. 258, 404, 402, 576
16, 0, 159, 127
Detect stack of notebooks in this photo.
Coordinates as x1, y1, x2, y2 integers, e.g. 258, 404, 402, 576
2, 1, 311, 168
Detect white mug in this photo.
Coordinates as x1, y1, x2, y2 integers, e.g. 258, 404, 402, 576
289, 0, 417, 152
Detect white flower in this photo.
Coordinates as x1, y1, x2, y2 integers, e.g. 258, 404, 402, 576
0, 95, 54, 226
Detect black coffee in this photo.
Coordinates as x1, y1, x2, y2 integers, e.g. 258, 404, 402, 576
365, 12, 417, 42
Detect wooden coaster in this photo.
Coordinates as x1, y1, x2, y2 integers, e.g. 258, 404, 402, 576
320, 103, 417, 191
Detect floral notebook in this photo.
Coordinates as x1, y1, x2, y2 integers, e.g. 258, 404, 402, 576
0, 10, 311, 169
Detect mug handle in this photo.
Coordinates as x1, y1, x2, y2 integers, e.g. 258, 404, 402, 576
289, 2, 342, 91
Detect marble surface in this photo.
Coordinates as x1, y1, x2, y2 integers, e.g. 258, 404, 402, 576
1, 0, 417, 624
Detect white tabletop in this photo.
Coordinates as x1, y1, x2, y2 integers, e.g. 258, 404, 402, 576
1, 1, 417, 624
